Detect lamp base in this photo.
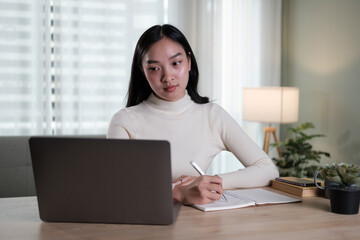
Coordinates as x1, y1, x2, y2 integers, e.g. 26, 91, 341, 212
263, 126, 281, 157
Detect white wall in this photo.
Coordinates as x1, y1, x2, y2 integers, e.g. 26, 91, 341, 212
282, 0, 360, 166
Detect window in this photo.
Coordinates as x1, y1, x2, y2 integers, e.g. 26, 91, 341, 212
0, 0, 165, 136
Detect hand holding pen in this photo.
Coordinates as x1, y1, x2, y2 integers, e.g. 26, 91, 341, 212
190, 161, 227, 202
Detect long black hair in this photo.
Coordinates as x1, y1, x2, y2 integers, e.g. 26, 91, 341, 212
126, 24, 209, 107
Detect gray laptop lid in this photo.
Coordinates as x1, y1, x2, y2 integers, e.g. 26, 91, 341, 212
29, 137, 180, 225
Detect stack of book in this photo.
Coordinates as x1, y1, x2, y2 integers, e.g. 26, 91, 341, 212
271, 177, 324, 197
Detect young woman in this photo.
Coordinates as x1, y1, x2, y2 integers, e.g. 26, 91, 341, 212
107, 24, 279, 205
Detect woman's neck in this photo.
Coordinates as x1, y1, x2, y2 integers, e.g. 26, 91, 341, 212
143, 91, 194, 115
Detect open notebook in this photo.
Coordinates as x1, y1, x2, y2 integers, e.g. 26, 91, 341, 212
193, 188, 301, 212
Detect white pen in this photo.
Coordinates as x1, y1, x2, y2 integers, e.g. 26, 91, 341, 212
189, 161, 227, 202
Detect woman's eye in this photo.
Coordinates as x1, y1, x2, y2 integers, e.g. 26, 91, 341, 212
149, 67, 159, 72
173, 61, 181, 66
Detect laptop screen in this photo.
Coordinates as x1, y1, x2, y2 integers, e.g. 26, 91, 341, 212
29, 137, 179, 225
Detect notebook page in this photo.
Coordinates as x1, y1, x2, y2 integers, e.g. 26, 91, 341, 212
227, 189, 301, 205
192, 192, 256, 212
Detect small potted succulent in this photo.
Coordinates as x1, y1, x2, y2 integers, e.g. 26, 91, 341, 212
314, 163, 360, 214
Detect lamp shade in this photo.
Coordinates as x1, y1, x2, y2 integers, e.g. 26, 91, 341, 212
243, 87, 299, 123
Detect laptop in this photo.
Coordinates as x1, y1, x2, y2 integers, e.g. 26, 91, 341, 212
29, 137, 180, 225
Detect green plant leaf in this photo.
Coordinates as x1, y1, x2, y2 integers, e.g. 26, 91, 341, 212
271, 122, 330, 178
296, 122, 315, 131
350, 177, 360, 187
326, 176, 343, 185
336, 166, 346, 176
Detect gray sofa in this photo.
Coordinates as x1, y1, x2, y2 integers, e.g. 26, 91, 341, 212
0, 136, 35, 198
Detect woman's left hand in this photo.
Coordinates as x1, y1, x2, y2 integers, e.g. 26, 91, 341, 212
173, 175, 196, 186
172, 175, 224, 205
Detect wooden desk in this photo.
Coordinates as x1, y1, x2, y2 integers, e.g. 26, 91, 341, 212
1, 188, 360, 240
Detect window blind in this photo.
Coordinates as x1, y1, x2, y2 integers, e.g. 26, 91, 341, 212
0, 0, 165, 136
0, 0, 51, 135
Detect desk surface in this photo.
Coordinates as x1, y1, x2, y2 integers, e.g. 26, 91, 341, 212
1, 187, 360, 240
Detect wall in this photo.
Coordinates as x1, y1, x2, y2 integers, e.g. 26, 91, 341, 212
281, 0, 360, 166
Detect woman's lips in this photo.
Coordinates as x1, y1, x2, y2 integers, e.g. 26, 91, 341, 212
164, 85, 177, 92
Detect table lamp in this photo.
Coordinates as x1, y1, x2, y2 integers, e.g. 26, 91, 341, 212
243, 87, 299, 156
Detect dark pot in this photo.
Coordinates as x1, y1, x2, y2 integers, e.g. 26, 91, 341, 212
325, 181, 339, 199
329, 188, 360, 215
314, 171, 340, 199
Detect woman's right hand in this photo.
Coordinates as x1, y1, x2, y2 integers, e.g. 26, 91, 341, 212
172, 175, 224, 205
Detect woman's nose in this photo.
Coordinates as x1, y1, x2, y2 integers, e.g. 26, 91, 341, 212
161, 67, 174, 83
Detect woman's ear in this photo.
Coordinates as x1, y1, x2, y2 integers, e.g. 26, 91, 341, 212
188, 52, 191, 71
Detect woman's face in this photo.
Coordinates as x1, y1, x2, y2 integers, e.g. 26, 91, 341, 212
142, 37, 191, 102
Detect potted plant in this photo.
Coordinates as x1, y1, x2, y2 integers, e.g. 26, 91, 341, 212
314, 163, 360, 214
271, 122, 330, 178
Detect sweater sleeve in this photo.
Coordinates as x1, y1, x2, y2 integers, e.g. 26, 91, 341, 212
210, 104, 279, 189
106, 109, 133, 139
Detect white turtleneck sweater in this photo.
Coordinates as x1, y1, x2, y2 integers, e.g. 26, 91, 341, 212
107, 93, 279, 189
